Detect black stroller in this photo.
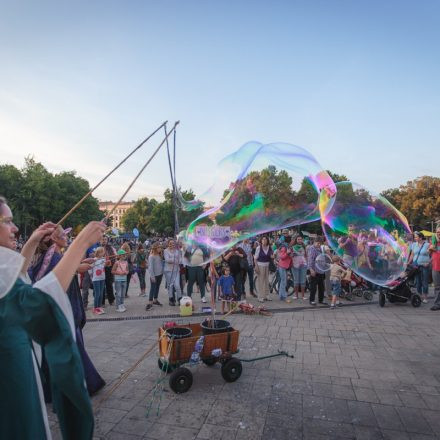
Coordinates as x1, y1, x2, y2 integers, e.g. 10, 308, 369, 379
378, 266, 421, 308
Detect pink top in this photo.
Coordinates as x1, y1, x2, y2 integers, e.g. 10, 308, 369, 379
277, 247, 292, 269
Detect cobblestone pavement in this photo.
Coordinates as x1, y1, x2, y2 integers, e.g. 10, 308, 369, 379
49, 284, 440, 440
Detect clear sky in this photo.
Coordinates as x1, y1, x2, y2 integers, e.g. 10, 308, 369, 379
1, 0, 439, 202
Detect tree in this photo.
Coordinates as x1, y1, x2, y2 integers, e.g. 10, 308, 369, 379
121, 197, 158, 235
122, 189, 203, 236
381, 176, 440, 230
0, 157, 101, 236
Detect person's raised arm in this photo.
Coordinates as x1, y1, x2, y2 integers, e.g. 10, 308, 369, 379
52, 221, 106, 291
20, 222, 57, 274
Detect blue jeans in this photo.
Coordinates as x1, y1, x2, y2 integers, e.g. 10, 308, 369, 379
331, 279, 342, 297
115, 280, 127, 306
92, 280, 105, 308
292, 266, 307, 287
416, 265, 430, 295
278, 267, 287, 299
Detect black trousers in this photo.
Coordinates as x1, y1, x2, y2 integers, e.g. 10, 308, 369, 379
310, 273, 325, 303
103, 266, 115, 305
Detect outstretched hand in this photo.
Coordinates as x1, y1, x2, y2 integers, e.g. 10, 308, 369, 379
76, 221, 106, 247
28, 222, 57, 245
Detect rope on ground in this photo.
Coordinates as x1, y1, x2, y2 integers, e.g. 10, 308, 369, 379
93, 333, 167, 410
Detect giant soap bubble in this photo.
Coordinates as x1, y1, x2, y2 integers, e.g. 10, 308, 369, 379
179, 142, 337, 264
320, 181, 412, 286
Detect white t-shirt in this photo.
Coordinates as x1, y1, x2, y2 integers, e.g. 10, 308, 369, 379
92, 258, 106, 282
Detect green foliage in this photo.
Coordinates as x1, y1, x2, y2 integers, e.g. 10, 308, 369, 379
381, 176, 440, 229
0, 157, 101, 236
122, 188, 203, 236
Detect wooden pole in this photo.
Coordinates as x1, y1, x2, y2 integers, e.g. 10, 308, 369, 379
56, 121, 167, 226
104, 121, 180, 222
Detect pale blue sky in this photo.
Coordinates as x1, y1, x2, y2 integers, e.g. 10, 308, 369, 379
1, 0, 439, 201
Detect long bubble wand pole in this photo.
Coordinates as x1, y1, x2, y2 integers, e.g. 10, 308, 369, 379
103, 121, 180, 222
56, 120, 168, 226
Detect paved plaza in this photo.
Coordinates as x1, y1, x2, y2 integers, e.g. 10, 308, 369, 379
50, 283, 440, 440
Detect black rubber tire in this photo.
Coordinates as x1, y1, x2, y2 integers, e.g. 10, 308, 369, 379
379, 292, 386, 307
363, 290, 373, 301
169, 367, 193, 394
158, 358, 173, 373
202, 357, 217, 366
221, 357, 242, 383
411, 294, 422, 308
353, 288, 363, 297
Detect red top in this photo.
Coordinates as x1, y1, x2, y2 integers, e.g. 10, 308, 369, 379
431, 247, 440, 272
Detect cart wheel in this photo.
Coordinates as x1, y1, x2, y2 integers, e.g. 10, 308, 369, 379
158, 358, 174, 373
169, 367, 193, 393
411, 294, 422, 308
221, 357, 242, 383
363, 290, 373, 301
353, 288, 363, 297
379, 292, 386, 307
202, 357, 217, 366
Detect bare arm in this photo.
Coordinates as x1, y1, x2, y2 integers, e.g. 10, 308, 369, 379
52, 221, 106, 291
20, 222, 57, 274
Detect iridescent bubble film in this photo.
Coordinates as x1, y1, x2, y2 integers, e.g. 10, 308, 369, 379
315, 253, 332, 272
320, 181, 412, 286
179, 142, 337, 264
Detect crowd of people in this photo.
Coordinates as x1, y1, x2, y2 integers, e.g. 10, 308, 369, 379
1, 191, 440, 439
78, 226, 440, 313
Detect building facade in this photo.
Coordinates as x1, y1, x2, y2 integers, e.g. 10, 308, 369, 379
98, 201, 134, 231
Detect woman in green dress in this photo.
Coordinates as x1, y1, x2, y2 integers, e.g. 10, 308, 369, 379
0, 196, 106, 439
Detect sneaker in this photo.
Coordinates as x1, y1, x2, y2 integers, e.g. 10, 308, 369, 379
116, 305, 123, 313
98, 308, 106, 315
330, 304, 335, 309
169, 300, 176, 306
146, 304, 153, 311
153, 300, 163, 306
422, 299, 428, 304
303, 296, 309, 300
120, 305, 127, 312
201, 297, 207, 303
310, 301, 316, 305
250, 292, 257, 298
258, 299, 265, 303
92, 308, 100, 315
293, 295, 298, 299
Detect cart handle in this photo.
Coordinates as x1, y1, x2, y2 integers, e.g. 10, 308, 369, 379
238, 350, 294, 363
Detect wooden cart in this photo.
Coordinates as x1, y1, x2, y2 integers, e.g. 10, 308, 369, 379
158, 322, 241, 393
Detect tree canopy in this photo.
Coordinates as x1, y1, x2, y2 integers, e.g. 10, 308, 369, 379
122, 188, 202, 236
0, 157, 102, 236
380, 176, 440, 230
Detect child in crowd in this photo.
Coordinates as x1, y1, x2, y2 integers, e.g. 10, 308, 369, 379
329, 255, 347, 309
217, 267, 235, 314
92, 247, 106, 315
112, 249, 129, 312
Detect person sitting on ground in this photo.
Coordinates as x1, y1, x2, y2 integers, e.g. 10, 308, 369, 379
218, 267, 235, 314
329, 255, 348, 309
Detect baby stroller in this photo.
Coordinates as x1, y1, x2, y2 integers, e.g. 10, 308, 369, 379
339, 263, 375, 301
378, 266, 421, 308
350, 271, 375, 301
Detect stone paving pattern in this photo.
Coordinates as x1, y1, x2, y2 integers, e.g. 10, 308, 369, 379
48, 284, 440, 439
